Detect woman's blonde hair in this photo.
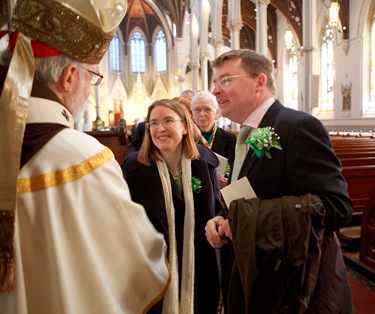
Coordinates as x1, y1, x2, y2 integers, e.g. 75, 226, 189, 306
137, 99, 201, 166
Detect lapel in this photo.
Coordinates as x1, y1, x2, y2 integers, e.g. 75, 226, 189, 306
238, 101, 284, 178
210, 128, 226, 154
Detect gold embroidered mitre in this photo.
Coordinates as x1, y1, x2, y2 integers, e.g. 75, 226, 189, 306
11, 0, 127, 64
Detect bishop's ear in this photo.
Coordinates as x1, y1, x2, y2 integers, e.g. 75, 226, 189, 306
60, 64, 80, 92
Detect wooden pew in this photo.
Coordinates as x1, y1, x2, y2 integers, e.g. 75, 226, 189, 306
335, 151, 375, 159
339, 157, 375, 167
342, 165, 375, 215
331, 135, 375, 218
330, 134, 375, 254
85, 119, 128, 165
359, 189, 375, 276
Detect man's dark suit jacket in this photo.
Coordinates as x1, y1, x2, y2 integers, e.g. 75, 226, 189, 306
224, 100, 353, 313
121, 145, 224, 314
233, 100, 352, 232
210, 127, 236, 167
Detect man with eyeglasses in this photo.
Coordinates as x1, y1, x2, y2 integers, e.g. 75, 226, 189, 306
0, 0, 169, 312
205, 49, 353, 313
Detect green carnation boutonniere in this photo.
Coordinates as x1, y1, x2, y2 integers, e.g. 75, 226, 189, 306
192, 176, 202, 193
225, 163, 231, 178
245, 126, 282, 159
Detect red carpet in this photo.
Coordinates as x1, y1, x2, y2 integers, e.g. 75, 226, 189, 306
348, 275, 375, 313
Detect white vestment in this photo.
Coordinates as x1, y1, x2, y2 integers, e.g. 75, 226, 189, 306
0, 98, 170, 314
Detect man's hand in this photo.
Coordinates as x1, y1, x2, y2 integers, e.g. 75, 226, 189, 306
205, 216, 229, 248
217, 173, 228, 189
219, 218, 232, 240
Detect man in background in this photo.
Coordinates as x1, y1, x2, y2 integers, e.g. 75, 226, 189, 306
0, 0, 169, 312
180, 89, 195, 100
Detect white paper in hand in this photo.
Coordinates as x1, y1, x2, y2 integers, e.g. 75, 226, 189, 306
214, 152, 228, 176
220, 177, 257, 209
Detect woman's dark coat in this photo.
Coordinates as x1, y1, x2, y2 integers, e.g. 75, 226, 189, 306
122, 144, 224, 314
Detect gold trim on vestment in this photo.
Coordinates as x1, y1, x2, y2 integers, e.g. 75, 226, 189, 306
17, 147, 113, 193
0, 33, 34, 292
142, 251, 171, 314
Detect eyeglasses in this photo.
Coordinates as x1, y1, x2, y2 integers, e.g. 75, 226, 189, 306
146, 117, 185, 129
192, 108, 214, 115
211, 74, 258, 92
83, 68, 104, 85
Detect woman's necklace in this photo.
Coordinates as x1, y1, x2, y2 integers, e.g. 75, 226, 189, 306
171, 170, 182, 179
200, 123, 217, 149
168, 160, 182, 177
168, 161, 183, 196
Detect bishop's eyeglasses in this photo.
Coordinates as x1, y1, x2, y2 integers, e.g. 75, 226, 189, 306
82, 68, 104, 86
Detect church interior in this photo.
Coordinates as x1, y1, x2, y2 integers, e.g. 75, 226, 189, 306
2, 0, 374, 132
1, 0, 375, 311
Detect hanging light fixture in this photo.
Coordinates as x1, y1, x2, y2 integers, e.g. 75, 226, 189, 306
329, 1, 340, 26
284, 30, 293, 50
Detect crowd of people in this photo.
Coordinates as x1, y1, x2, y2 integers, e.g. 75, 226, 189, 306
1, 0, 354, 313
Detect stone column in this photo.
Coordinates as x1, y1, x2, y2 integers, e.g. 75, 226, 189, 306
254, 0, 270, 55
227, 0, 242, 49
227, 0, 243, 131
301, 0, 317, 113
209, 0, 224, 58
200, 0, 211, 91
190, 12, 200, 93
211, 38, 224, 59
200, 53, 210, 91
175, 37, 185, 95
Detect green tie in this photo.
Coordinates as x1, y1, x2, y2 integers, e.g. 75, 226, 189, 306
231, 125, 251, 182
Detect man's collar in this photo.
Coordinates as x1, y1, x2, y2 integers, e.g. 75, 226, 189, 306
243, 97, 275, 128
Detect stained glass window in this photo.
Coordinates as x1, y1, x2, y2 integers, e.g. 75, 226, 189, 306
321, 24, 335, 111
109, 32, 121, 73
154, 30, 167, 73
285, 45, 298, 110
131, 31, 146, 74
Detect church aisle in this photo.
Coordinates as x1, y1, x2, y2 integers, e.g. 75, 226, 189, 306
344, 251, 375, 313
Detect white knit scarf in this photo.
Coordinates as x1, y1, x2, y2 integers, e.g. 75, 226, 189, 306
157, 155, 195, 314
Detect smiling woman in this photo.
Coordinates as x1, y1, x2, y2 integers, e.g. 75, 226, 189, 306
121, 98, 225, 313
137, 99, 200, 168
